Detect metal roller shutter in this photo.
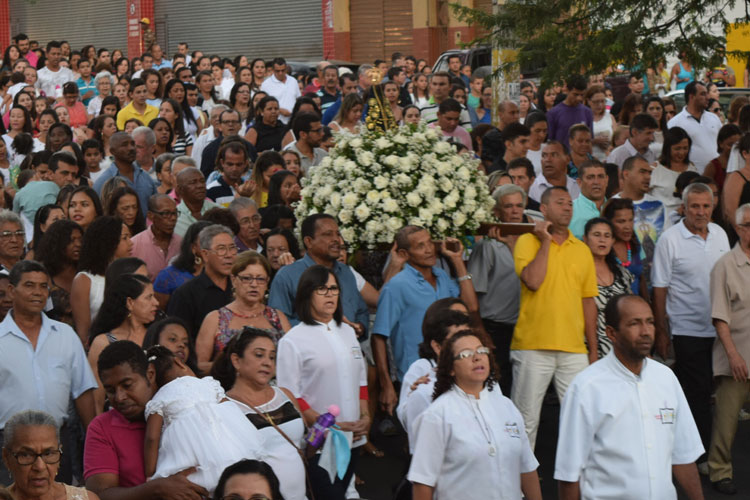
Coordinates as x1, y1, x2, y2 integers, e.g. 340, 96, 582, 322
350, 0, 384, 64
9, 0, 128, 57
154, 0, 322, 60
383, 0, 412, 57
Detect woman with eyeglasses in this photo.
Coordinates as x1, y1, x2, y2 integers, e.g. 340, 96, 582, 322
276, 264, 369, 500
213, 459, 283, 500
196, 251, 290, 373
2, 410, 100, 499
408, 329, 541, 500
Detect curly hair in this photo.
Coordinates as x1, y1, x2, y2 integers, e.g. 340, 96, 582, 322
106, 186, 146, 235
432, 329, 498, 401
35, 219, 83, 276
77, 216, 126, 275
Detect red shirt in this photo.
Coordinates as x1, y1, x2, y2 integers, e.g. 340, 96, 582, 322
83, 408, 146, 487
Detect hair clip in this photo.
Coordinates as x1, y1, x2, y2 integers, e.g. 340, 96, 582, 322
148, 355, 157, 362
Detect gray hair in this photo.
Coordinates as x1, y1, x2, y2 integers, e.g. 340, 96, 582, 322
492, 183, 527, 206
4, 410, 59, 448
94, 71, 116, 86
209, 104, 230, 118
172, 156, 196, 177
735, 203, 750, 226
228, 197, 257, 218
0, 209, 22, 228
682, 182, 713, 208
154, 153, 176, 174
176, 166, 203, 186
131, 126, 156, 147
357, 64, 373, 78
198, 224, 234, 250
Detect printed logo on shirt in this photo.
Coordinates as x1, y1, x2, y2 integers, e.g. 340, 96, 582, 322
657, 408, 675, 424
505, 421, 521, 438
352, 346, 363, 359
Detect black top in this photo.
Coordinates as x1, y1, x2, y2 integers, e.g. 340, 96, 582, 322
252, 120, 287, 153
166, 271, 234, 339
200, 135, 258, 179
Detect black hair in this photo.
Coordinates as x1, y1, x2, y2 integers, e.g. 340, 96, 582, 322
10, 133, 33, 156
629, 113, 658, 132
540, 185, 569, 205
69, 185, 104, 217
35, 219, 83, 276
9, 105, 32, 134
89, 273, 152, 344
566, 74, 587, 91
418, 300, 470, 361
432, 329, 498, 400
106, 186, 146, 235
604, 293, 642, 329
502, 122, 531, 143
507, 157, 535, 178
261, 227, 301, 261
214, 460, 283, 500
160, 98, 187, 138
172, 220, 213, 272
717, 123, 741, 153
97, 340, 149, 378
143, 317, 200, 375
148, 117, 174, 152
9, 260, 47, 287
145, 345, 177, 388
48, 151, 77, 172
438, 97, 462, 114
292, 111, 322, 137
77, 216, 126, 275
45, 123, 73, 152
266, 170, 298, 207
295, 265, 343, 326
104, 257, 147, 297
659, 126, 692, 168
260, 204, 296, 230
583, 217, 625, 279
211, 326, 276, 390
684, 80, 704, 105
31, 204, 62, 254
288, 97, 321, 131
300, 213, 335, 248
602, 198, 641, 253
644, 96, 668, 133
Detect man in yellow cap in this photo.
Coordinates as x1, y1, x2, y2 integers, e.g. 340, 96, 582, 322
140, 18, 155, 51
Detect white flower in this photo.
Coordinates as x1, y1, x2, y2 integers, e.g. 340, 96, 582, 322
435, 161, 451, 176
353, 178, 371, 193
329, 193, 342, 209
474, 208, 489, 222
406, 192, 422, 207
374, 175, 389, 189
436, 218, 449, 232
350, 138, 363, 148
366, 190, 381, 204
383, 155, 399, 167
355, 203, 371, 220
334, 156, 347, 168
425, 128, 440, 140
429, 198, 444, 213
339, 209, 353, 223
383, 198, 399, 213
393, 133, 408, 144
419, 207, 434, 221
395, 173, 411, 186
444, 190, 459, 209
366, 220, 383, 233
464, 185, 477, 200
452, 211, 467, 226
341, 227, 356, 243
386, 217, 403, 231
457, 166, 471, 181
342, 193, 358, 209
375, 137, 391, 150
439, 177, 454, 192
358, 151, 375, 167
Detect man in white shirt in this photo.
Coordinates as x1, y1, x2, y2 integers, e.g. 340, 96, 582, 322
555, 294, 705, 500
528, 141, 580, 203
35, 40, 74, 98
668, 81, 721, 173
652, 182, 730, 471
191, 104, 228, 170
606, 113, 658, 168
260, 58, 300, 125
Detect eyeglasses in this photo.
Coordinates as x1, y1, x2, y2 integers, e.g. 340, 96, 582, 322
11, 449, 62, 466
221, 494, 270, 500
221, 120, 241, 125
239, 215, 262, 226
0, 230, 25, 239
236, 90, 251, 95
209, 244, 239, 256
314, 285, 340, 296
234, 275, 268, 285
151, 210, 178, 219
309, 127, 323, 134
453, 346, 491, 360
710, 107, 721, 113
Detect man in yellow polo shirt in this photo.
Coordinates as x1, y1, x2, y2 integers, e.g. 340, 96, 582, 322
511, 185, 598, 450
116, 77, 158, 130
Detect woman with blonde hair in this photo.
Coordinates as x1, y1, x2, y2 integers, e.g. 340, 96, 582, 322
330, 93, 364, 134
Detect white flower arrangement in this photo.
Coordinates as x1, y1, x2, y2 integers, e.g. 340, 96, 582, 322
295, 122, 495, 251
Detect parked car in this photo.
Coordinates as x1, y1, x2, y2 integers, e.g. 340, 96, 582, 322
665, 87, 750, 114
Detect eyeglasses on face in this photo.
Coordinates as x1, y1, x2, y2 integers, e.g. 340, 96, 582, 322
11, 448, 62, 465
209, 244, 239, 256
0, 230, 25, 239
314, 285, 340, 296
453, 346, 491, 360
234, 275, 268, 286
151, 210, 178, 219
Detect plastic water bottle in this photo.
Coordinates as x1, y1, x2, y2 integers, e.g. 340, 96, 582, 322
305, 404, 340, 448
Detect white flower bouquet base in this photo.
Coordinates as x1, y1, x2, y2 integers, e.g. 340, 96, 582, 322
295, 123, 495, 252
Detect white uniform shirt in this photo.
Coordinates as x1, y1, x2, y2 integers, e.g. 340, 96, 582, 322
277, 319, 367, 446
667, 108, 722, 173
651, 220, 729, 337
396, 358, 435, 453
528, 173, 580, 203
260, 74, 301, 125
554, 352, 704, 500
408, 385, 538, 500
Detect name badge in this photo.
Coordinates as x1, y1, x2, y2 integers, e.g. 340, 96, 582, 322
352, 347, 363, 359
505, 421, 521, 438
659, 408, 675, 424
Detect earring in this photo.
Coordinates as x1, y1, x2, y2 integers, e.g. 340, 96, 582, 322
194, 255, 202, 266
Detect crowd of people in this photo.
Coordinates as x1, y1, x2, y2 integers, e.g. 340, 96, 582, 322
0, 32, 748, 500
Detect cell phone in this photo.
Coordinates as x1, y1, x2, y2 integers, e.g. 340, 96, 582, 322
477, 222, 536, 236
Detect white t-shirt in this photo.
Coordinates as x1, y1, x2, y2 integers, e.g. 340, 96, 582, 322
526, 148, 542, 176
667, 108, 721, 174
408, 385, 538, 499
555, 352, 704, 500
260, 74, 301, 124
649, 163, 697, 217
528, 174, 580, 202
35, 66, 74, 98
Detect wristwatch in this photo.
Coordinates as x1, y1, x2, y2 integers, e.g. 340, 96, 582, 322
457, 274, 473, 282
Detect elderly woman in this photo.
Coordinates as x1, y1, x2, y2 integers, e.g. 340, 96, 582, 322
212, 327, 306, 500
86, 71, 115, 117
277, 264, 369, 499
408, 330, 541, 500
196, 251, 289, 372
2, 410, 100, 499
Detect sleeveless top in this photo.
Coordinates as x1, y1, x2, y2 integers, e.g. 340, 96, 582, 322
252, 120, 287, 152
214, 305, 285, 355
64, 484, 90, 499
592, 112, 613, 160
76, 271, 105, 320
676, 62, 695, 90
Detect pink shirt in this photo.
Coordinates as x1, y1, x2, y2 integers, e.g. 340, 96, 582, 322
83, 409, 146, 487
24, 51, 38, 68
131, 227, 182, 280
429, 123, 473, 151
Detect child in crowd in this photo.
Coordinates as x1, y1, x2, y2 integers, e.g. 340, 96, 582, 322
143, 346, 267, 494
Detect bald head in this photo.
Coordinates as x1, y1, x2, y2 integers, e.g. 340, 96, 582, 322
110, 131, 131, 149
498, 100, 520, 126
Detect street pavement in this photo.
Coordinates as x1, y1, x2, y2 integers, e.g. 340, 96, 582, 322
355, 399, 750, 499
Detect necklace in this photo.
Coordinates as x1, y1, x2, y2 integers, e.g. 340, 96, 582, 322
616, 241, 632, 267
462, 389, 496, 457
230, 305, 265, 319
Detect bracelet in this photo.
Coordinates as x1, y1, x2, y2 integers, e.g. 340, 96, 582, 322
457, 274, 473, 282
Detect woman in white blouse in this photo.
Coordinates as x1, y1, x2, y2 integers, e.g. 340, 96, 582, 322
276, 265, 369, 500
408, 330, 542, 500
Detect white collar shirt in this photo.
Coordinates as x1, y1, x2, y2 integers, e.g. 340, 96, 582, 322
667, 108, 721, 173
606, 139, 657, 169
260, 74, 301, 124
651, 220, 730, 337
554, 352, 704, 500
408, 385, 538, 499
396, 358, 435, 453
276, 319, 367, 446
528, 173, 580, 203
0, 311, 97, 428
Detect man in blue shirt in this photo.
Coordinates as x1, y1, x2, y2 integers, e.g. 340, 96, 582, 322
268, 213, 369, 333
372, 226, 478, 414
93, 132, 157, 217
570, 160, 608, 239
